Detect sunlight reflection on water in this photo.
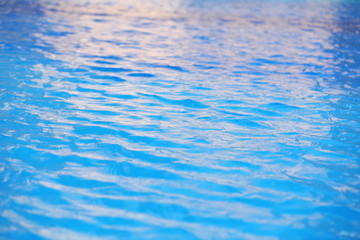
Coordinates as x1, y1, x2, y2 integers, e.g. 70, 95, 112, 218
0, 0, 360, 239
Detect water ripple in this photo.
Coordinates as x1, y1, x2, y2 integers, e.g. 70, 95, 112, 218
1, 0, 360, 239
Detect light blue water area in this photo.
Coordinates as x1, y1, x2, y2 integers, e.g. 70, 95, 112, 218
1, 0, 360, 239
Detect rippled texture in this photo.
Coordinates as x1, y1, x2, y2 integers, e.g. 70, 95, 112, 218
1, 0, 360, 239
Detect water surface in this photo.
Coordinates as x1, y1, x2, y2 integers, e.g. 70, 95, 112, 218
1, 0, 360, 239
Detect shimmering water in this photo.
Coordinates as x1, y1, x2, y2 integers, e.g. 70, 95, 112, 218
1, 0, 360, 239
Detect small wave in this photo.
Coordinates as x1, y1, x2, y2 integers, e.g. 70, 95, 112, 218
90, 66, 133, 73
127, 73, 156, 78
140, 93, 209, 109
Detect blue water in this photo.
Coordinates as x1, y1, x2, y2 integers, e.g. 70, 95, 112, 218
1, 0, 360, 239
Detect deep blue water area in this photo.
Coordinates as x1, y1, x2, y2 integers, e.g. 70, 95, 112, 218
1, 0, 360, 239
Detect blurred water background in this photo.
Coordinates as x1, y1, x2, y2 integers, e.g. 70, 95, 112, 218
0, 0, 360, 239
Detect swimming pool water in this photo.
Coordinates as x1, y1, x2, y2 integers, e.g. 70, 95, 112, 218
1, 0, 360, 239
